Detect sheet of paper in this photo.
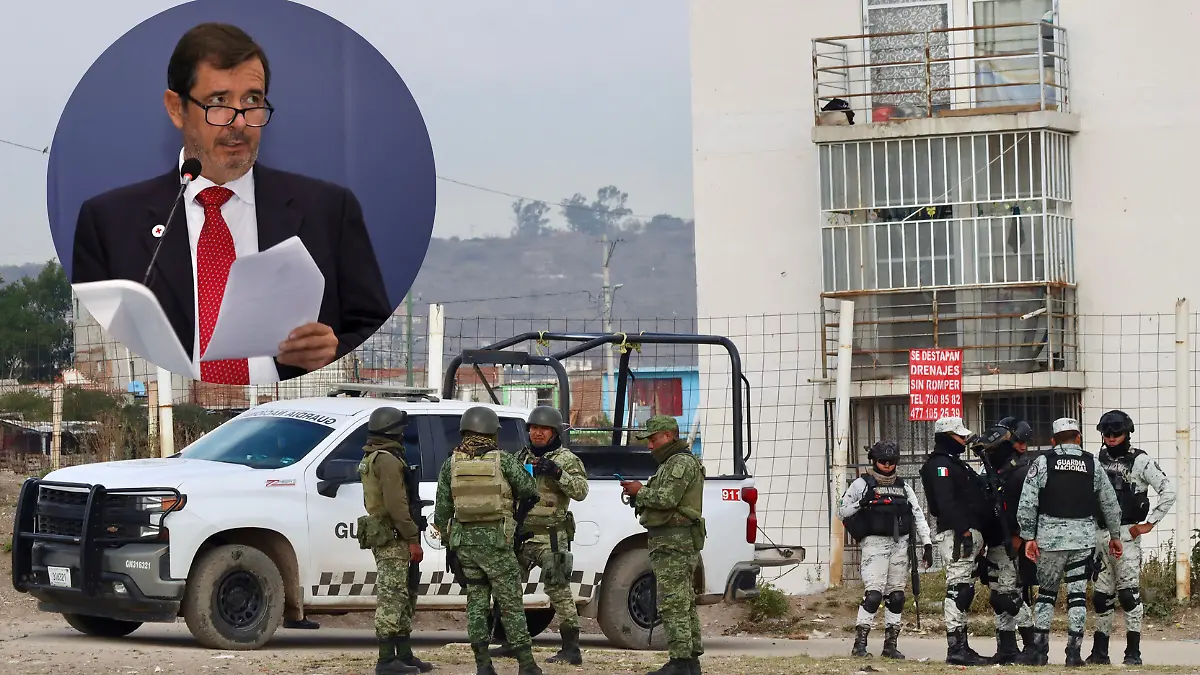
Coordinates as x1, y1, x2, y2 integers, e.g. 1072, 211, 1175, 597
200, 236, 326, 362
72, 279, 198, 378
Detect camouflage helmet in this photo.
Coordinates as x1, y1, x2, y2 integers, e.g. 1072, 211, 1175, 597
526, 405, 564, 431
368, 407, 408, 439
460, 406, 501, 435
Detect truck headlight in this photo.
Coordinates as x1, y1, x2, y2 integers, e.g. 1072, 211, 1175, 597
135, 495, 186, 537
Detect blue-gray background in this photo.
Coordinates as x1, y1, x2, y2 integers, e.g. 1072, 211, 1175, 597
46, 0, 436, 311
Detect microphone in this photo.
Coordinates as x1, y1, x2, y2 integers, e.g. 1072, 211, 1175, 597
143, 158, 203, 287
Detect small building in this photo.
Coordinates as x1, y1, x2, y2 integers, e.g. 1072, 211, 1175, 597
601, 365, 703, 456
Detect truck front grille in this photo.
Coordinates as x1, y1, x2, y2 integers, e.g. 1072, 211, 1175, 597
34, 487, 145, 540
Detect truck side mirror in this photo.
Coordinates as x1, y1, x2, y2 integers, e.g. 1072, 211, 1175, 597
316, 459, 360, 498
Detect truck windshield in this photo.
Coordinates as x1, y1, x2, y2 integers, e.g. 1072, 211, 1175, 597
177, 416, 336, 469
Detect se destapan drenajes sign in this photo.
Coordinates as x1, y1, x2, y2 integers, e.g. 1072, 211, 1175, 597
908, 349, 963, 421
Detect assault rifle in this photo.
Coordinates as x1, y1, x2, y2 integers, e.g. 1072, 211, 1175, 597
969, 427, 1036, 604
403, 459, 431, 597
908, 527, 921, 629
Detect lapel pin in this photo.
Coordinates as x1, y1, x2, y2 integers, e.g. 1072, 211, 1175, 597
151, 224, 166, 238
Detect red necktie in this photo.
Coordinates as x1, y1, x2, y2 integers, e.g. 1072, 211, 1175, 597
195, 186, 250, 385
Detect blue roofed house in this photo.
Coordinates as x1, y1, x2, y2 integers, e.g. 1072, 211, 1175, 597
601, 365, 703, 456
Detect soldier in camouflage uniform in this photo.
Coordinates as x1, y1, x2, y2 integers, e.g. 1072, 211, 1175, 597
620, 415, 705, 675
1085, 410, 1176, 666
490, 405, 589, 664
356, 407, 432, 674
433, 406, 542, 675
838, 440, 933, 659
1015, 417, 1123, 667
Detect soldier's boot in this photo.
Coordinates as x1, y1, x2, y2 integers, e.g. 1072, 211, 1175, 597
545, 626, 583, 665
514, 645, 543, 675
1018, 626, 1036, 653
1014, 629, 1049, 667
644, 658, 694, 675
851, 625, 870, 657
991, 630, 1020, 665
1123, 630, 1143, 666
960, 628, 991, 662
945, 628, 990, 666
1085, 631, 1111, 665
376, 639, 419, 675
487, 642, 517, 659
1064, 631, 1085, 667
688, 655, 702, 675
881, 625, 905, 659
394, 636, 434, 673
471, 641, 498, 675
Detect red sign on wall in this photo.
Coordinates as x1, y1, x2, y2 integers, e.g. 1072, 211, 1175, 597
908, 349, 963, 421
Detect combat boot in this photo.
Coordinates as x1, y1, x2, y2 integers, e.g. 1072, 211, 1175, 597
645, 658, 693, 675
514, 645, 543, 675
1018, 626, 1036, 652
881, 625, 905, 659
688, 655, 702, 675
1085, 631, 1111, 665
1123, 630, 1142, 665
945, 627, 989, 666
960, 628, 992, 662
851, 625, 870, 657
376, 639, 419, 675
471, 641, 497, 675
545, 626, 583, 665
1064, 631, 1085, 667
1014, 629, 1049, 666
393, 636, 433, 673
992, 630, 1019, 665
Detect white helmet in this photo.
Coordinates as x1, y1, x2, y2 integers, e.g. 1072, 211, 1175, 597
1052, 417, 1080, 434
933, 416, 972, 437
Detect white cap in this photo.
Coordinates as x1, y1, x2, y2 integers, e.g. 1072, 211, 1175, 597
1052, 417, 1081, 434
934, 416, 972, 436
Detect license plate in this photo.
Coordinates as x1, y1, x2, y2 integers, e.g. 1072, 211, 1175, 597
47, 566, 72, 588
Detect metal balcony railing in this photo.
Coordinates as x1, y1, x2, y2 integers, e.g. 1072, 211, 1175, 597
813, 21, 1069, 125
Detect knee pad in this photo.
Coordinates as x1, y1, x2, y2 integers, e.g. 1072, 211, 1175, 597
1092, 591, 1114, 613
989, 589, 1020, 615
861, 590, 884, 613
1036, 587, 1059, 606
1118, 588, 1141, 611
885, 590, 905, 614
954, 583, 975, 612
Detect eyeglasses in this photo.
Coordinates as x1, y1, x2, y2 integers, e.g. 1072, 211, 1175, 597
1101, 431, 1125, 438
185, 94, 273, 127
876, 459, 897, 466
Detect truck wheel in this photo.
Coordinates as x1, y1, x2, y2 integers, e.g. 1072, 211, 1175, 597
490, 607, 555, 642
598, 548, 665, 650
62, 613, 142, 637
183, 544, 285, 650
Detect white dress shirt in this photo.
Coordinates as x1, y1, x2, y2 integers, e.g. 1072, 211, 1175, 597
178, 149, 280, 384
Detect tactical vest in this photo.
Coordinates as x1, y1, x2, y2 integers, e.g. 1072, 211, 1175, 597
525, 448, 571, 529
1098, 448, 1151, 525
844, 473, 912, 542
359, 450, 388, 519
1038, 449, 1097, 519
638, 451, 705, 529
450, 450, 513, 523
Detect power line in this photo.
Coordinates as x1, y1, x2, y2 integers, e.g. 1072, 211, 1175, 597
0, 136, 693, 219
428, 289, 597, 305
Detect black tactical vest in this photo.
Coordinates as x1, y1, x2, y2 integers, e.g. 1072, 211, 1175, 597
845, 473, 913, 542
1098, 448, 1151, 525
1038, 449, 1097, 519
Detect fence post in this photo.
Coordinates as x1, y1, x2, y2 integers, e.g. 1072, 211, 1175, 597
157, 367, 174, 458
50, 381, 63, 471
427, 303, 445, 392
830, 299, 856, 586
1176, 298, 1192, 601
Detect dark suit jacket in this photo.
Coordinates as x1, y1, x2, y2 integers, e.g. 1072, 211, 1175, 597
71, 163, 392, 382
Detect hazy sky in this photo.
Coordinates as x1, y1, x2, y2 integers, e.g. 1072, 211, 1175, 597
0, 1, 693, 265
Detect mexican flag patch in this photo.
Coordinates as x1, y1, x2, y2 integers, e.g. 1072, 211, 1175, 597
937, 466, 949, 477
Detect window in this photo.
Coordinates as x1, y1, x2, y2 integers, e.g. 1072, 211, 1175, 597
179, 416, 335, 470
980, 390, 1082, 447
429, 415, 527, 455
317, 420, 422, 480
536, 387, 555, 408
630, 378, 683, 417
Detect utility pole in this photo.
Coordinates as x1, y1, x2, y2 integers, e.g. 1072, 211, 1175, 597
601, 233, 621, 422
405, 292, 415, 386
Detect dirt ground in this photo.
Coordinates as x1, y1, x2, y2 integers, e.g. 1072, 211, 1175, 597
6, 468, 1200, 673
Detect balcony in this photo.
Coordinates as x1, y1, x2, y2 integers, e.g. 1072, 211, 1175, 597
813, 20, 1069, 126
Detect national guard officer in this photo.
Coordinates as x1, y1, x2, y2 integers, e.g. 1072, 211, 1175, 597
491, 405, 590, 664
918, 416, 993, 666
620, 415, 705, 675
432, 406, 543, 675
838, 440, 933, 659
974, 417, 1037, 664
1015, 417, 1123, 667
356, 406, 432, 674
1086, 410, 1177, 666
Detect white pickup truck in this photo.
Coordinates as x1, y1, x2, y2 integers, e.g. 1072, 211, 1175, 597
10, 332, 803, 651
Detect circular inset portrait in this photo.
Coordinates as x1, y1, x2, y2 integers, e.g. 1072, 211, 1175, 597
46, 0, 436, 386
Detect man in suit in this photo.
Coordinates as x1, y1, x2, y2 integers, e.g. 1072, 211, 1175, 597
71, 22, 392, 385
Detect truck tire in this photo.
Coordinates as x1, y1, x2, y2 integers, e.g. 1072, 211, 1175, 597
597, 548, 666, 650
62, 613, 142, 637
490, 607, 555, 642
183, 544, 285, 650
